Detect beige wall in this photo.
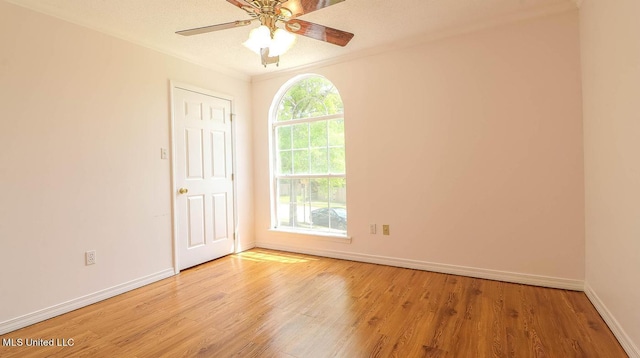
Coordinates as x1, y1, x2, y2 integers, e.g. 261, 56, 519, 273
10, 1, 631, 348
252, 11, 585, 282
581, 0, 640, 355
0, 1, 254, 328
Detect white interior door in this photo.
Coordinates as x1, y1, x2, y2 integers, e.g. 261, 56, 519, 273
173, 86, 235, 270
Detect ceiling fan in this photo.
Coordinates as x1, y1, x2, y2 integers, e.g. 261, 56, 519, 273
176, 0, 355, 67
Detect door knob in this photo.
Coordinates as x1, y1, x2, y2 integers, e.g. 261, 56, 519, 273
178, 188, 189, 194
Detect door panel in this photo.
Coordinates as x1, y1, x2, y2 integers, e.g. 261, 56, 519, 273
174, 87, 235, 270
212, 107, 226, 123
187, 195, 205, 248
211, 131, 227, 178
186, 128, 204, 179
212, 193, 228, 241
185, 101, 203, 119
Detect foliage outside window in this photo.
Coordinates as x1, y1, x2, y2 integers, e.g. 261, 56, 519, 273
272, 76, 347, 235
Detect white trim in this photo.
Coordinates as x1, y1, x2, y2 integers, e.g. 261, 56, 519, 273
272, 113, 344, 127
4, 0, 577, 83
268, 74, 348, 231
230, 105, 241, 255
267, 229, 352, 244
238, 241, 258, 252
255, 242, 584, 291
277, 174, 347, 180
0, 268, 175, 335
170, 82, 236, 103
251, 1, 579, 83
3, 1, 250, 82
169, 81, 180, 273
584, 283, 640, 358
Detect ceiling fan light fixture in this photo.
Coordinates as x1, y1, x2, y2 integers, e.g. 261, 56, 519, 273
177, 0, 354, 67
269, 28, 296, 56
243, 25, 271, 54
243, 25, 296, 58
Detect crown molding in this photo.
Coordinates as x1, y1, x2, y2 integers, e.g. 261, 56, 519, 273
5, 0, 580, 84
3, 0, 251, 82
252, 0, 579, 83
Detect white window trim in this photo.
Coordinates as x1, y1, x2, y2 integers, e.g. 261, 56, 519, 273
268, 228, 353, 243
268, 74, 348, 237
272, 113, 344, 127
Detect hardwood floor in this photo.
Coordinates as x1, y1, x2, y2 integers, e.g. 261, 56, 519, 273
0, 249, 627, 357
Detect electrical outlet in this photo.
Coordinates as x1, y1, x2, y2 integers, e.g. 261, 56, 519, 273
85, 250, 96, 265
382, 225, 390, 235
369, 224, 377, 234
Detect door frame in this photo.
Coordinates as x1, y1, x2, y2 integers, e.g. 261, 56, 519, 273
169, 81, 238, 274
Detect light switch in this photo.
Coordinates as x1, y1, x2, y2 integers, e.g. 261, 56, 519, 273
160, 148, 168, 160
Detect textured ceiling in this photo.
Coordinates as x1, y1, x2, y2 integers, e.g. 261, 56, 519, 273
6, 0, 577, 79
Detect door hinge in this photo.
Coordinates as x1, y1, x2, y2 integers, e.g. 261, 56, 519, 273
230, 113, 235, 122
231, 173, 234, 181
233, 233, 236, 241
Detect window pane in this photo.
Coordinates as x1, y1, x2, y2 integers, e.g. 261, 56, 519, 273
296, 97, 319, 119
277, 179, 292, 227
309, 178, 328, 204
330, 178, 347, 207
277, 99, 294, 122
329, 147, 345, 173
297, 179, 312, 227
328, 119, 345, 146
310, 121, 328, 147
329, 178, 347, 231
277, 126, 292, 150
292, 123, 309, 149
307, 178, 347, 232
310, 148, 328, 174
324, 89, 344, 116
309, 178, 329, 230
293, 149, 309, 174
277, 179, 317, 230
278, 77, 343, 120
279, 151, 292, 175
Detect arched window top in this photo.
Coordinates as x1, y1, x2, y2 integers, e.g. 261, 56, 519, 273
275, 75, 343, 122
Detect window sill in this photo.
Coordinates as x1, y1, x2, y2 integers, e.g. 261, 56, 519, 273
268, 228, 352, 244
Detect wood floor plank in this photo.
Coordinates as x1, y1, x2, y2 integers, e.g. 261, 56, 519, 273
0, 249, 628, 357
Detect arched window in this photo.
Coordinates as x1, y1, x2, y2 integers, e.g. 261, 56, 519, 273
270, 75, 347, 235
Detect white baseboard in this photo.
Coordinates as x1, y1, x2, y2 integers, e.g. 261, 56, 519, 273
255, 242, 584, 291
584, 283, 640, 358
0, 268, 175, 335
236, 241, 257, 253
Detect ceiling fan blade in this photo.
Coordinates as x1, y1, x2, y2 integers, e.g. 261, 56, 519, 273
226, 0, 261, 16
285, 19, 354, 47
226, 0, 247, 6
176, 20, 252, 36
283, 0, 346, 18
